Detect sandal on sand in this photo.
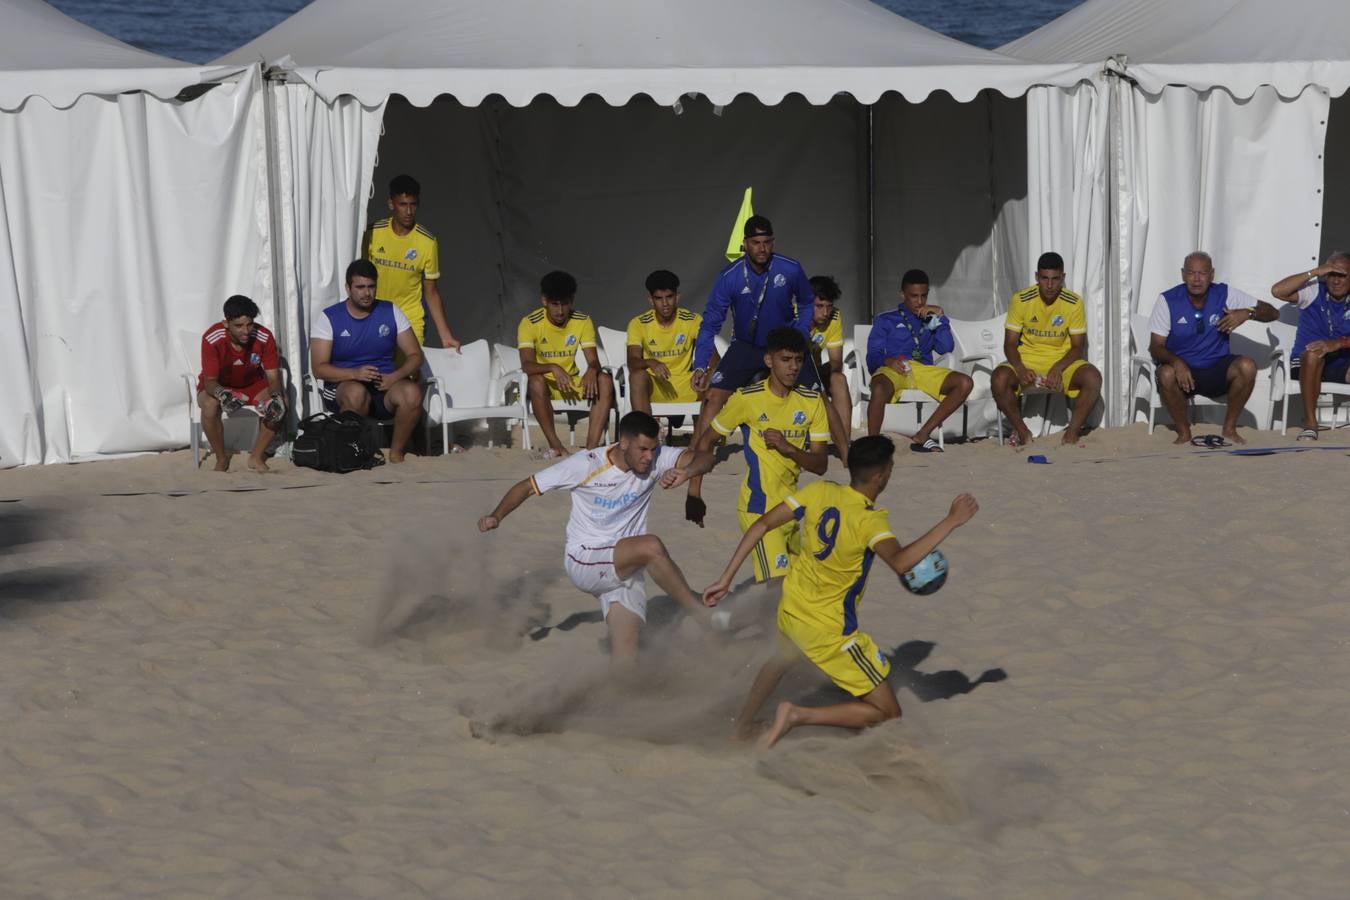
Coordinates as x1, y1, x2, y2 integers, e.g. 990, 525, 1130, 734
1296, 428, 1319, 442
1190, 435, 1233, 448
910, 438, 943, 453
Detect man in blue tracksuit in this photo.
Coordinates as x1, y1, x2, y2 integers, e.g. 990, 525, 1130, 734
686, 215, 848, 524
1270, 251, 1350, 440
1147, 251, 1277, 446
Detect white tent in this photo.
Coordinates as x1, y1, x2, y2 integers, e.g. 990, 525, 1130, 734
0, 0, 270, 466
1003, 0, 1350, 426
218, 0, 1098, 407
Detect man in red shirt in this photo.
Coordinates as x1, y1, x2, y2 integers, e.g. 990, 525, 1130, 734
197, 295, 285, 472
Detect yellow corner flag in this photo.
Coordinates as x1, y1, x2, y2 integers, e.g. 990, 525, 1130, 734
725, 187, 753, 261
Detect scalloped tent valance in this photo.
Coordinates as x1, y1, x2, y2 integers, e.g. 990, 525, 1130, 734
0, 0, 246, 110
216, 0, 1097, 106
1001, 0, 1350, 99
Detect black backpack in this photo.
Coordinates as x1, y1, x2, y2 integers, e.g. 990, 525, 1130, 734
291, 411, 384, 472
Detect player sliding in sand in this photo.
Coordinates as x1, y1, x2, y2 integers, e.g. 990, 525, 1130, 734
702, 435, 978, 748
479, 410, 717, 660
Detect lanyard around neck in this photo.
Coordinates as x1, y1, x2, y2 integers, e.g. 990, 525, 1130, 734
743, 258, 774, 337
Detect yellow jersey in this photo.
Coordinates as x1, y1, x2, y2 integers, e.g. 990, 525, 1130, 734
711, 382, 829, 515
365, 219, 441, 341
781, 480, 896, 637
1005, 285, 1086, 364
810, 310, 844, 359
625, 308, 701, 378
517, 309, 598, 378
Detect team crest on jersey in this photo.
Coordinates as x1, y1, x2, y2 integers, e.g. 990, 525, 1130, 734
1051, 314, 1064, 327
249, 352, 261, 365
675, 334, 687, 345
712, 371, 724, 384
1208, 313, 1220, 326
812, 333, 824, 345
405, 248, 418, 261
773, 274, 786, 288
775, 554, 789, 569
379, 324, 391, 337
793, 411, 807, 425
566, 334, 578, 346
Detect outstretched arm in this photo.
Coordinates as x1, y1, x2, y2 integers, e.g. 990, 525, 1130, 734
873, 494, 978, 576
660, 448, 716, 489
702, 502, 796, 605
478, 477, 535, 531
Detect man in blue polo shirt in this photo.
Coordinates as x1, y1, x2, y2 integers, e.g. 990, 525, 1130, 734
865, 268, 973, 452
310, 259, 425, 463
686, 215, 848, 524
1148, 251, 1277, 446
1270, 252, 1350, 440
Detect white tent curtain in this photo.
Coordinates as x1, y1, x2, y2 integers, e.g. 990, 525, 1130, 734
0, 66, 269, 465
269, 81, 385, 378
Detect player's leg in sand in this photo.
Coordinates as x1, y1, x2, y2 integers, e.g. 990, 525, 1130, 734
732, 644, 800, 741
606, 603, 642, 661
760, 679, 901, 750
612, 534, 710, 625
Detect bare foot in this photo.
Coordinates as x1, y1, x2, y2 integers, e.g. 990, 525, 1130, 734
1222, 430, 1247, 445
388, 450, 406, 464
212, 456, 231, 472
1008, 427, 1033, 449
1061, 434, 1087, 447
247, 456, 271, 473
730, 720, 766, 743
758, 701, 799, 750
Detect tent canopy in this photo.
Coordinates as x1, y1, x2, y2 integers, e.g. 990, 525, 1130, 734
219, 0, 1095, 106
1001, 0, 1350, 98
0, 0, 245, 110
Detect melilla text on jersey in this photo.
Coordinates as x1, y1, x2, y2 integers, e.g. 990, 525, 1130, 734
368, 255, 421, 273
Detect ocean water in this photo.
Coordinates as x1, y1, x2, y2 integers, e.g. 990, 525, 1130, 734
46, 0, 1081, 65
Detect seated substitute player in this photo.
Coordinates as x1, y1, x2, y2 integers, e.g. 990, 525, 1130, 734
625, 269, 714, 418
364, 174, 460, 350
865, 269, 973, 453
1148, 251, 1277, 446
518, 270, 616, 457
310, 259, 425, 463
991, 251, 1103, 447
702, 435, 979, 749
477, 411, 716, 660
808, 276, 854, 449
196, 294, 286, 473
1270, 251, 1350, 440
694, 327, 829, 583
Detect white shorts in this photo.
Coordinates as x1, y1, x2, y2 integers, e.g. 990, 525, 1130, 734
564, 543, 648, 621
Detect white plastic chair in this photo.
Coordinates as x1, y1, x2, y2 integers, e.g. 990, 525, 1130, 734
947, 315, 1056, 444
1266, 320, 1350, 433
421, 341, 528, 453
853, 323, 948, 447
1133, 314, 1278, 433
179, 329, 262, 468
508, 343, 615, 447
596, 326, 633, 417
491, 342, 532, 450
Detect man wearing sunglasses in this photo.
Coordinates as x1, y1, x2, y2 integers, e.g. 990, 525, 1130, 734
1270, 252, 1350, 440
1148, 251, 1279, 446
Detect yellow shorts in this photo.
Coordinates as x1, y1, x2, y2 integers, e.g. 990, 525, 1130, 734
648, 371, 699, 404
737, 508, 798, 582
873, 361, 953, 402
997, 357, 1087, 398
778, 611, 891, 698
545, 374, 585, 402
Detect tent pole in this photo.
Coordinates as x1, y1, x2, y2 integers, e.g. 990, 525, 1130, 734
260, 65, 292, 391
867, 103, 875, 318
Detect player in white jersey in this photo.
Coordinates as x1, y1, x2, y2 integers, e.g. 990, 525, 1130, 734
478, 411, 717, 658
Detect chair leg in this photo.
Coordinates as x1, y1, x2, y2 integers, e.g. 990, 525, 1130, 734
191, 421, 201, 468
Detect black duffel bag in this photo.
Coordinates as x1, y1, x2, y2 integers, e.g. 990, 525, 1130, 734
291, 411, 384, 472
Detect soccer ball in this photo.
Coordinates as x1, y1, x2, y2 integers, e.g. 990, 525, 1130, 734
901, 550, 948, 595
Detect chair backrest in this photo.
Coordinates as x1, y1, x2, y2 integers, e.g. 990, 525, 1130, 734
423, 340, 492, 407
178, 329, 203, 378
492, 342, 522, 377
1266, 320, 1298, 376
596, 326, 629, 368
1130, 314, 1153, 356
852, 324, 874, 380
946, 315, 1007, 369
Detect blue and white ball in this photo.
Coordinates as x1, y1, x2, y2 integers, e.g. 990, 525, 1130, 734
901, 550, 948, 595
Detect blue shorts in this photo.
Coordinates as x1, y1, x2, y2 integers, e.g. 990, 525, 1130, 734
1181, 354, 1237, 399
321, 382, 394, 419
1292, 351, 1350, 384
708, 340, 823, 393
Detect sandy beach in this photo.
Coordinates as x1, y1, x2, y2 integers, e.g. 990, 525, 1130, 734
2, 423, 1348, 898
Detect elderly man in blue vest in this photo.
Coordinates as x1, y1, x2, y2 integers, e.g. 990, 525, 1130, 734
1148, 251, 1278, 446
1269, 252, 1350, 440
